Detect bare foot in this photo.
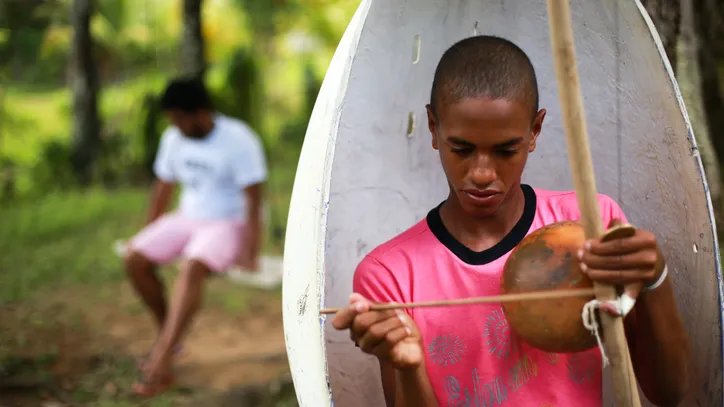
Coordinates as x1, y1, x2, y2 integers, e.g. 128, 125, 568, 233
135, 350, 174, 398
132, 372, 175, 398
136, 344, 183, 371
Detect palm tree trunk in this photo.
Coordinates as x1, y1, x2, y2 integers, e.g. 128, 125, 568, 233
70, 0, 101, 186
181, 0, 205, 79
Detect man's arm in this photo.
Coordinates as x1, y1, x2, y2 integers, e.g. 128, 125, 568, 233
625, 252, 690, 407
379, 339, 438, 407
146, 179, 175, 224
380, 360, 396, 407
146, 128, 177, 224
383, 362, 439, 407
230, 124, 267, 268
243, 182, 264, 268
352, 257, 437, 407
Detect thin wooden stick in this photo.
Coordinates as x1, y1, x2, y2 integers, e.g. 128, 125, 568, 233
545, 1, 641, 406
320, 287, 595, 314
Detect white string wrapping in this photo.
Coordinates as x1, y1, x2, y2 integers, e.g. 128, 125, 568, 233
581, 294, 636, 368
582, 299, 610, 367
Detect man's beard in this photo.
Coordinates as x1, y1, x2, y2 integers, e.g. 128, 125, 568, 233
184, 125, 207, 139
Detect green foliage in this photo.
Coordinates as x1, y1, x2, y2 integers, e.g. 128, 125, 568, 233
141, 93, 164, 178
279, 62, 321, 146
215, 47, 265, 140
97, 0, 126, 34
0, 0, 358, 255
0, 1, 70, 86
0, 3, 358, 404
29, 140, 76, 191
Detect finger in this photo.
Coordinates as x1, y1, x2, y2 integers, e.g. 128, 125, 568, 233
331, 303, 363, 330
583, 268, 657, 285
578, 250, 658, 270
370, 326, 411, 358
357, 312, 408, 352
351, 308, 401, 341
332, 295, 372, 330
585, 233, 657, 256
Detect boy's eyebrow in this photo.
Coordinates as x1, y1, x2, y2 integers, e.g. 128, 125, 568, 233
493, 137, 524, 148
447, 136, 524, 148
447, 136, 475, 146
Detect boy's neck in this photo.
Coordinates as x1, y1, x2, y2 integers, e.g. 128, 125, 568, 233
438, 184, 527, 252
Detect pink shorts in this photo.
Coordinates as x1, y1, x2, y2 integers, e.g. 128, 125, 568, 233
128, 213, 245, 273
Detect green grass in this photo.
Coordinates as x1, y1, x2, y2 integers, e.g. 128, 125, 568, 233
0, 188, 148, 304
0, 349, 201, 406
0, 184, 288, 306
0, 186, 289, 407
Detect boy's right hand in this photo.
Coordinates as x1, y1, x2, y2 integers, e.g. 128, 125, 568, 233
331, 293, 424, 370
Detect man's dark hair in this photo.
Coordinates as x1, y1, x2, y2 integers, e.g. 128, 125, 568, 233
429, 35, 539, 121
160, 77, 213, 113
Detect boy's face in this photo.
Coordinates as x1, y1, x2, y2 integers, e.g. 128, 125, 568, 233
427, 97, 546, 218
165, 109, 208, 139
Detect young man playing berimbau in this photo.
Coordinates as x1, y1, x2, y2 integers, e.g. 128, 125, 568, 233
332, 35, 690, 407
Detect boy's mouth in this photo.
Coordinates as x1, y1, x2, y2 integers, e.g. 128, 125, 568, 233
463, 188, 500, 197
461, 188, 503, 205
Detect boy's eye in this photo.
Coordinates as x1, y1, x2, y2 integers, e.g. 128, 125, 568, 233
497, 149, 518, 156
451, 147, 473, 155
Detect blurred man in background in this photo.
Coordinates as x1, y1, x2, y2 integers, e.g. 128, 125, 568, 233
122, 77, 268, 396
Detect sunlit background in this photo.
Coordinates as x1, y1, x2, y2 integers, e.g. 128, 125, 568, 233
0, 0, 356, 406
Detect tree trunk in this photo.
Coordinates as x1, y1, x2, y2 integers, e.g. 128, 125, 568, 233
70, 0, 101, 186
640, 0, 682, 72
679, 0, 724, 237
181, 0, 205, 79
693, 0, 724, 167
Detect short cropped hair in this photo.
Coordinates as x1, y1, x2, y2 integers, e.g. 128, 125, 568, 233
429, 35, 539, 121
160, 77, 213, 113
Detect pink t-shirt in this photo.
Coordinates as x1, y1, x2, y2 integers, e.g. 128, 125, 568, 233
353, 185, 629, 407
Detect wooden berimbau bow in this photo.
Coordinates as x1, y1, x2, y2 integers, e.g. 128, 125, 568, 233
545, 0, 641, 405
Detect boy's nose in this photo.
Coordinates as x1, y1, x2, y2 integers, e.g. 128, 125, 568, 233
469, 157, 497, 188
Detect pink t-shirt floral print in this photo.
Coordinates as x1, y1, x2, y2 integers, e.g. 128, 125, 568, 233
354, 185, 629, 407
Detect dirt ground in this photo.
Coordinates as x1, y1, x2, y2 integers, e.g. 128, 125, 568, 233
0, 279, 292, 407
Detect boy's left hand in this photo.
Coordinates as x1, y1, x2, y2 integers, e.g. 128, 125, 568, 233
577, 218, 663, 293
234, 248, 259, 272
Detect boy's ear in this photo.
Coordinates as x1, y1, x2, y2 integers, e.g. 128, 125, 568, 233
426, 104, 439, 150
529, 108, 546, 152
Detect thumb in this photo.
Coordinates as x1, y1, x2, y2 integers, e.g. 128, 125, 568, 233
607, 218, 623, 229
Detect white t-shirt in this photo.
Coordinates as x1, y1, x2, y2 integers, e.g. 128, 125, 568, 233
153, 114, 268, 221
